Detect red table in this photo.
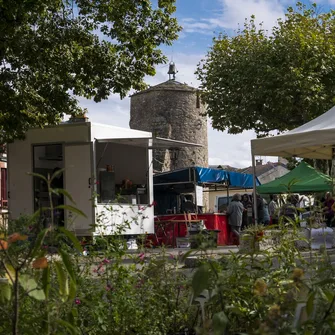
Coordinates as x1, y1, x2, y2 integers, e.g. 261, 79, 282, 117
151, 213, 234, 246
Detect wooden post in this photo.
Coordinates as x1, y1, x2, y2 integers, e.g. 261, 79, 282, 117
252, 153, 258, 226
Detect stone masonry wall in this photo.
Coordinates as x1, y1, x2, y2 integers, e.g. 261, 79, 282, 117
130, 83, 208, 172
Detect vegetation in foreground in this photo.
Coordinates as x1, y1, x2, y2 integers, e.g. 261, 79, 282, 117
1, 175, 335, 334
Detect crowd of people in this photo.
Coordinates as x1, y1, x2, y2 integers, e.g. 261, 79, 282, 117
226, 191, 335, 242
321, 192, 334, 226
225, 192, 305, 242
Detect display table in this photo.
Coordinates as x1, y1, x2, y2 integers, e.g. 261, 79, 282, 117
150, 213, 232, 247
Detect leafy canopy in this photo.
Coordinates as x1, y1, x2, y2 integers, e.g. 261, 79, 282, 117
196, 2, 335, 136
0, 0, 180, 142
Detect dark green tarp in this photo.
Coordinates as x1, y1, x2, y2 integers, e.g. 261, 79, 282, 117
257, 161, 332, 194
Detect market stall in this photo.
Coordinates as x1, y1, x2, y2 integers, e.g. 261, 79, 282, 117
257, 161, 332, 194
148, 213, 230, 247
152, 166, 259, 246
250, 106, 335, 249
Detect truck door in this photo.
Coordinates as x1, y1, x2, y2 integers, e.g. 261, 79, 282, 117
8, 141, 33, 219
64, 143, 93, 236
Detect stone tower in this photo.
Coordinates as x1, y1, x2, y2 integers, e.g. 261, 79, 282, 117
129, 64, 208, 172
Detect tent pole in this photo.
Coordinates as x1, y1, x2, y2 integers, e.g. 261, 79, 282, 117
252, 153, 258, 226
332, 148, 335, 194
226, 182, 229, 205
193, 168, 198, 213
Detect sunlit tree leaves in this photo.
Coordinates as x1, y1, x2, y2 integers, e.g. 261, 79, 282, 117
197, 2, 335, 136
0, 0, 181, 142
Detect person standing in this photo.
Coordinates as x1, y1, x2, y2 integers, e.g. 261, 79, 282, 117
227, 193, 245, 242
241, 194, 252, 229
281, 195, 298, 223
253, 194, 264, 224
263, 198, 270, 225
324, 192, 335, 226
269, 194, 279, 224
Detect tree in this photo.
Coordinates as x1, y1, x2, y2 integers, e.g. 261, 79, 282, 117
196, 2, 335, 136
0, 0, 180, 142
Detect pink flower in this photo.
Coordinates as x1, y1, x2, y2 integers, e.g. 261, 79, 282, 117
106, 284, 113, 291
138, 253, 145, 261
102, 258, 110, 264
75, 298, 81, 305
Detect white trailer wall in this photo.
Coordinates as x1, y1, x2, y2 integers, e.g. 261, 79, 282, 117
64, 143, 93, 236
8, 139, 33, 218
8, 123, 90, 220
94, 141, 154, 235
8, 122, 156, 235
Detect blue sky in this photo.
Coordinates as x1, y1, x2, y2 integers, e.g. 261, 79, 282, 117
79, 0, 334, 168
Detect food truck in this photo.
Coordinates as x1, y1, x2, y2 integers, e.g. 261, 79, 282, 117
7, 118, 199, 238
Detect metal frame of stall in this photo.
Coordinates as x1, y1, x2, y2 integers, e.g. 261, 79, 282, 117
153, 167, 206, 211
153, 166, 257, 214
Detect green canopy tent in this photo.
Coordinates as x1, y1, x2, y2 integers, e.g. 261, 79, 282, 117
257, 161, 332, 194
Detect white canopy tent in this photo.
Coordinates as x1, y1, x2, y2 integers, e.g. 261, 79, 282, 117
251, 106, 335, 160
250, 105, 335, 223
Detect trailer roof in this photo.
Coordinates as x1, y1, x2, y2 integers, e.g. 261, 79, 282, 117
91, 122, 152, 139
95, 137, 202, 149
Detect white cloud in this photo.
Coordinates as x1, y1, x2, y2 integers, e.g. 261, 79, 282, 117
181, 0, 287, 35
180, 18, 218, 34
208, 126, 256, 168
78, 95, 130, 128
217, 0, 286, 32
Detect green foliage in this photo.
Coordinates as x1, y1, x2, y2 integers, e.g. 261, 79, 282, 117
19, 275, 46, 301
0, 169, 194, 335
196, 2, 335, 136
0, 0, 181, 143
192, 263, 210, 297
188, 208, 335, 334
4, 172, 335, 334
212, 311, 228, 335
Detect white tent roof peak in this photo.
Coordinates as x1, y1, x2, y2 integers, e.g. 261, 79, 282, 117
251, 105, 335, 159
288, 105, 335, 134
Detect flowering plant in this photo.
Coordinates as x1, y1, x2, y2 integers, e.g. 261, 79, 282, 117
242, 224, 265, 242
